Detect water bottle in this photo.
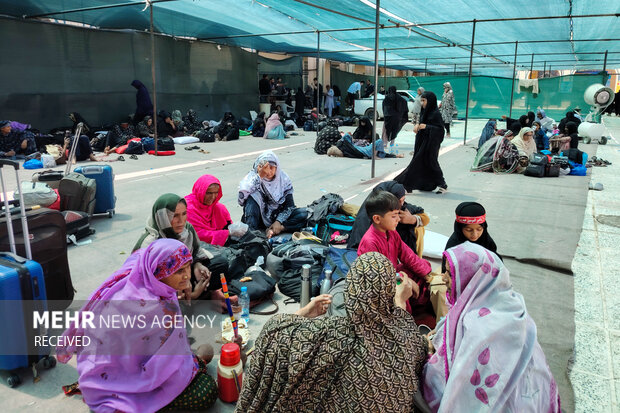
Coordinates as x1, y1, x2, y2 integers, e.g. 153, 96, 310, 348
320, 270, 332, 295
239, 286, 250, 325
300, 264, 311, 308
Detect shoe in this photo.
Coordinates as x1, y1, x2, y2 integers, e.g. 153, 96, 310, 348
129, 154, 138, 160
117, 155, 125, 161
435, 185, 448, 194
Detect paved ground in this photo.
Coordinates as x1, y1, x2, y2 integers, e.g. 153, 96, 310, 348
570, 115, 620, 413
1, 115, 618, 412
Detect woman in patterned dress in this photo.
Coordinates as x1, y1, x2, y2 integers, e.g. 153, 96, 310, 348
236, 252, 429, 412
439, 82, 456, 138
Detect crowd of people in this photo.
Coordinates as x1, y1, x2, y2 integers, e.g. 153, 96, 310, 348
51, 142, 560, 411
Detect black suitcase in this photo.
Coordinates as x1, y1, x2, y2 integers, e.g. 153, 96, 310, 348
0, 208, 74, 309
524, 163, 545, 177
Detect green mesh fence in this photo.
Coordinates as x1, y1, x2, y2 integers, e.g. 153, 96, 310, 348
331, 69, 608, 120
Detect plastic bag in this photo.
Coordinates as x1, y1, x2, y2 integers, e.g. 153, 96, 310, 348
228, 222, 249, 240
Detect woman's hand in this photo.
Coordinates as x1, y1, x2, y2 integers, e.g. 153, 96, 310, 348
418, 123, 426, 130
296, 294, 332, 318
194, 262, 211, 284
398, 208, 416, 225
395, 272, 414, 309
425, 330, 436, 354
190, 278, 209, 299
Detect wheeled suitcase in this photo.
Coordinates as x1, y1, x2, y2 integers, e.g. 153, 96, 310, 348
0, 208, 74, 308
58, 172, 96, 215
0, 160, 56, 387
74, 165, 116, 217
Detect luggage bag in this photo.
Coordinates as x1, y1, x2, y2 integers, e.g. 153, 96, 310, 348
0, 159, 56, 387
74, 165, 116, 217
58, 173, 96, 215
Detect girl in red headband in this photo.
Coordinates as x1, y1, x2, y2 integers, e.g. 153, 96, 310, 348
443, 202, 500, 271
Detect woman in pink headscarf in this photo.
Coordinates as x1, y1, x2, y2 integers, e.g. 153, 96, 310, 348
185, 174, 232, 246
423, 242, 560, 412
57, 239, 218, 412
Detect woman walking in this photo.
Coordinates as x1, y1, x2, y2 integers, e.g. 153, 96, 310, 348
395, 91, 448, 194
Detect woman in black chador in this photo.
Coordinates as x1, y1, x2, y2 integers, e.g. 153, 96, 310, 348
395, 91, 448, 194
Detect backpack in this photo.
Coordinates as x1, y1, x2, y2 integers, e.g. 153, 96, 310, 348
268, 240, 328, 302
314, 214, 355, 244
197, 129, 215, 143
326, 278, 347, 317
200, 242, 248, 289
157, 137, 175, 151
524, 153, 548, 178
124, 140, 144, 155
228, 269, 279, 315
226, 230, 271, 267
317, 247, 357, 288
306, 193, 344, 227
303, 120, 315, 131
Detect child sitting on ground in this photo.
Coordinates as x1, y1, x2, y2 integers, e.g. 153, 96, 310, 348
357, 190, 432, 318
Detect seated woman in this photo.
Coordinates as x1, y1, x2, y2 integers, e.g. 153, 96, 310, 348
352, 116, 373, 143
501, 114, 529, 135
536, 109, 555, 133
171, 110, 185, 133
423, 242, 560, 412
565, 121, 580, 149
57, 239, 218, 412
477, 119, 497, 149
532, 121, 549, 151
314, 119, 340, 154
239, 151, 308, 237
215, 112, 239, 141
250, 112, 266, 137
558, 111, 581, 134
185, 174, 233, 246
134, 193, 211, 299
236, 252, 428, 412
60, 134, 100, 162
0, 120, 37, 158
263, 112, 287, 140
182, 109, 202, 135
510, 127, 536, 172
136, 115, 154, 138
104, 121, 136, 155
347, 181, 429, 257
157, 110, 177, 138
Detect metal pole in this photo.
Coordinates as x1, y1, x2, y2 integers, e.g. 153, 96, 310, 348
454, 64, 457, 75
371, 0, 380, 178
548, 65, 552, 77
603, 50, 608, 72
150, 3, 158, 155
543, 61, 547, 77
424, 58, 428, 74
316, 31, 320, 138
384, 49, 387, 89
508, 41, 518, 118
463, 19, 476, 144
530, 53, 534, 75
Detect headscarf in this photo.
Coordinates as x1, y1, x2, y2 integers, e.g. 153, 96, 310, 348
69, 112, 92, 135
424, 242, 561, 412
527, 111, 536, 125
511, 127, 537, 158
131, 79, 154, 116
445, 202, 498, 254
0, 120, 9, 128
238, 151, 294, 227
443, 82, 452, 90
419, 91, 443, 129
57, 239, 196, 413
477, 120, 496, 149
565, 121, 578, 135
565, 121, 579, 149
263, 113, 282, 139
171, 110, 183, 125
185, 175, 232, 246
352, 116, 373, 141
348, 181, 424, 250
236, 252, 428, 412
133, 193, 201, 260
519, 115, 530, 127
536, 109, 555, 132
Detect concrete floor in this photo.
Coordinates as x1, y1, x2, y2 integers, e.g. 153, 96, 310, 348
1, 115, 618, 412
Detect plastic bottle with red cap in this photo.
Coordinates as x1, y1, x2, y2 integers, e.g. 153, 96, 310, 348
217, 343, 243, 403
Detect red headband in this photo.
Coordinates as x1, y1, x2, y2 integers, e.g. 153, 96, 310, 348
456, 214, 486, 225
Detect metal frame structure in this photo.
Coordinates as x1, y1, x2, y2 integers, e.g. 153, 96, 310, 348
15, 1, 620, 176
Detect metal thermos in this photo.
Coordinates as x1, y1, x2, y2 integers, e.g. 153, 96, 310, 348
300, 264, 311, 308
319, 270, 332, 295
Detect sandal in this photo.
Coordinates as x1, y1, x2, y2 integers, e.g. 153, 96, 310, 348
117, 155, 125, 161
129, 154, 138, 160
184, 145, 200, 151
